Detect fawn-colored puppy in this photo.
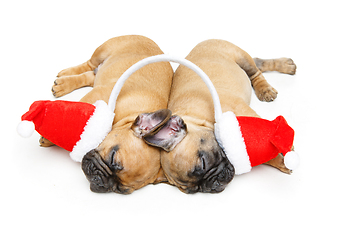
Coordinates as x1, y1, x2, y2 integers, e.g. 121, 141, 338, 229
144, 39, 296, 193
42, 35, 173, 194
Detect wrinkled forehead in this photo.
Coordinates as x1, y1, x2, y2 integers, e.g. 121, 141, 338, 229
97, 129, 161, 172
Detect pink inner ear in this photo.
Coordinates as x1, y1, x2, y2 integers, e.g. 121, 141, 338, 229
132, 109, 171, 139
143, 115, 187, 152
138, 116, 163, 131
169, 117, 182, 132
153, 116, 183, 138
153, 123, 176, 138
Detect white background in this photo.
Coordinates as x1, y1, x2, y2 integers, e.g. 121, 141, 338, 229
2, 0, 359, 239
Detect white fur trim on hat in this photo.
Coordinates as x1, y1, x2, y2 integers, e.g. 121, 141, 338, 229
70, 100, 115, 162
215, 111, 251, 175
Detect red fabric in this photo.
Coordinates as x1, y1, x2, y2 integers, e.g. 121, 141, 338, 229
236, 116, 294, 167
270, 116, 295, 155
21, 100, 95, 151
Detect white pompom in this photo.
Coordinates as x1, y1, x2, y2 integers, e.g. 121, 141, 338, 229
284, 151, 300, 170
17, 120, 35, 138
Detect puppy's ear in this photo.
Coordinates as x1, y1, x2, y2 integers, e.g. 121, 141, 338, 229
131, 109, 172, 138
143, 115, 187, 152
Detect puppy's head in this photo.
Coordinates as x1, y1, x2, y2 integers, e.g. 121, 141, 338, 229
81, 109, 171, 194
145, 118, 234, 193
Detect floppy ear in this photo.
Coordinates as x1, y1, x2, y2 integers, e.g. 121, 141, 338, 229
143, 115, 187, 152
131, 109, 172, 138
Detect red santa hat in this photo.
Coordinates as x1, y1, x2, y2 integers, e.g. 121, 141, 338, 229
215, 112, 299, 175
17, 100, 114, 162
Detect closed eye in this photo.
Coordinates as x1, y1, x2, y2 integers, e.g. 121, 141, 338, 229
110, 149, 116, 166
109, 146, 123, 171
201, 155, 206, 170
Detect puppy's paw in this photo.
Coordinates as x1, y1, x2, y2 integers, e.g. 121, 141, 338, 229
57, 62, 93, 77
52, 77, 73, 98
264, 153, 292, 174
57, 67, 77, 78
278, 58, 297, 75
39, 136, 54, 147
255, 86, 278, 102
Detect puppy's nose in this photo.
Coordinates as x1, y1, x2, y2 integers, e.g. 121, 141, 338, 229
200, 161, 235, 193
81, 149, 113, 193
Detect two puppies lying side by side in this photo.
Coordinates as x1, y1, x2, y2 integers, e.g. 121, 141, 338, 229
42, 35, 296, 194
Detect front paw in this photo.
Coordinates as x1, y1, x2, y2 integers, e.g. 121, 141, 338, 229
264, 153, 292, 174
255, 86, 278, 102
39, 136, 54, 147
52, 77, 72, 98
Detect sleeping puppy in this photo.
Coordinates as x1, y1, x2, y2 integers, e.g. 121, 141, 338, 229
144, 39, 296, 193
40, 35, 173, 194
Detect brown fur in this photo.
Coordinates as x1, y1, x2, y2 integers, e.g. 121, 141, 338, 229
147, 39, 296, 193
41, 35, 173, 194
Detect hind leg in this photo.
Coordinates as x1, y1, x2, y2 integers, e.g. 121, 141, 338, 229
234, 49, 278, 102
52, 39, 112, 97
57, 61, 96, 77
253, 58, 296, 75
52, 58, 97, 98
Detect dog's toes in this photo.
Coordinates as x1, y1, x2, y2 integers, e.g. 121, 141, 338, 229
52, 80, 64, 98
39, 136, 55, 147
52, 77, 71, 98
279, 58, 297, 75
256, 87, 278, 102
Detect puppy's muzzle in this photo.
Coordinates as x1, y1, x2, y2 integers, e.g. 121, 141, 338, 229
199, 160, 235, 193
81, 149, 129, 194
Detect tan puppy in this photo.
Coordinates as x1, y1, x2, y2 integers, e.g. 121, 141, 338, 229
144, 39, 296, 193
41, 35, 173, 194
